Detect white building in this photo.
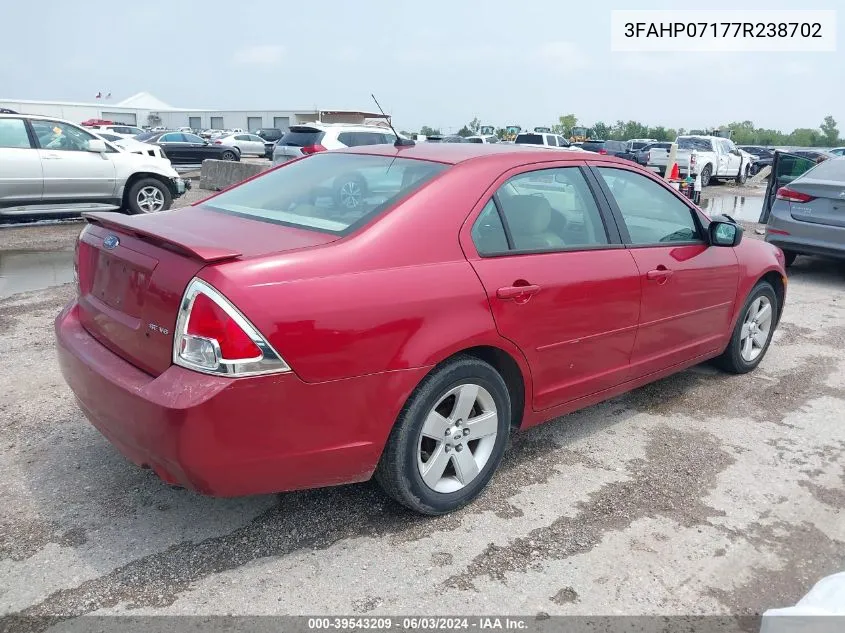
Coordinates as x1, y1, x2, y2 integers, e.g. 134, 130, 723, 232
0, 92, 389, 131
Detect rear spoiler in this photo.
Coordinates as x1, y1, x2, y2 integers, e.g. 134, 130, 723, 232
83, 212, 242, 263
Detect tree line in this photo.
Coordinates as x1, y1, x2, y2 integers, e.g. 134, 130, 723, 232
411, 115, 841, 147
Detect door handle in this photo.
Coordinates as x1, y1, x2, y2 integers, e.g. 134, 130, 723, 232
42, 152, 61, 159
497, 284, 541, 300
646, 267, 673, 283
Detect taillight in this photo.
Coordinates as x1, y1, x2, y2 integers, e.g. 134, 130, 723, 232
174, 278, 290, 377
598, 149, 608, 155
301, 144, 326, 155
776, 187, 815, 203
213, 140, 222, 144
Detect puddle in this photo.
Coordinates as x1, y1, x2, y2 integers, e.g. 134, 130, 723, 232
700, 194, 764, 223
0, 250, 75, 299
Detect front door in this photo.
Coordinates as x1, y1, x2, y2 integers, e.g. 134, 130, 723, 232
29, 120, 116, 201
462, 165, 641, 411
0, 117, 43, 207
592, 164, 739, 377
157, 132, 190, 164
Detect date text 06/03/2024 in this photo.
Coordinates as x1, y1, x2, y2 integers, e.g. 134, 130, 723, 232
306, 617, 529, 630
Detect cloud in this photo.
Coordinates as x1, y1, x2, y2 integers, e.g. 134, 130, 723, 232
232, 45, 285, 66
533, 41, 591, 72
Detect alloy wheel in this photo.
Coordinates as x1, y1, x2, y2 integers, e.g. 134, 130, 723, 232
136, 186, 165, 213
339, 181, 363, 209
740, 296, 773, 362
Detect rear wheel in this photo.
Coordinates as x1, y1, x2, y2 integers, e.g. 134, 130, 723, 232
375, 356, 511, 515
127, 178, 172, 214
782, 250, 798, 267
333, 174, 368, 210
700, 164, 712, 187
714, 282, 778, 374
221, 151, 237, 161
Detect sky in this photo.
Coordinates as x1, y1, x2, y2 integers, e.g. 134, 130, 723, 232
2, 0, 841, 134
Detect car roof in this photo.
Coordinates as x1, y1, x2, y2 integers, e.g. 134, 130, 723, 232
340, 142, 628, 166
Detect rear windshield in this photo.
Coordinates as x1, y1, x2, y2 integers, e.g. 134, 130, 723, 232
203, 153, 448, 235
800, 157, 845, 181
466, 137, 483, 143
278, 128, 325, 147
514, 134, 544, 145
581, 141, 604, 152
678, 137, 713, 151
629, 141, 651, 150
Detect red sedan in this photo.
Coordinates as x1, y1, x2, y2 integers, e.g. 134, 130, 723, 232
55, 143, 787, 514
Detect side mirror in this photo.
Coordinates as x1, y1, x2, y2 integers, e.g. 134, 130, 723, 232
709, 219, 743, 247
87, 139, 107, 153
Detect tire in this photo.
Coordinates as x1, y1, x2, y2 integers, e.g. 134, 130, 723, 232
126, 178, 172, 214
700, 164, 712, 187
333, 174, 368, 210
714, 281, 778, 374
736, 164, 749, 185
782, 250, 798, 268
375, 356, 511, 515
221, 150, 237, 161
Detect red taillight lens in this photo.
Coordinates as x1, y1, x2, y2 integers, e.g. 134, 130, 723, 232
213, 140, 222, 144
301, 144, 327, 155
187, 293, 260, 360
776, 187, 815, 203
598, 149, 608, 155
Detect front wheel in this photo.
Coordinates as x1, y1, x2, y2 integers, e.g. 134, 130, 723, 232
375, 356, 511, 515
333, 175, 368, 210
126, 178, 172, 214
714, 282, 778, 374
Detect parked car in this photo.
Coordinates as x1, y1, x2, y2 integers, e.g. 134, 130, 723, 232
762, 154, 845, 266
830, 147, 845, 156
85, 124, 145, 139
440, 135, 469, 143
466, 135, 499, 144
0, 113, 186, 217
214, 133, 267, 157
648, 136, 753, 186
791, 149, 835, 163
272, 123, 398, 164
514, 132, 572, 148
738, 145, 775, 175
55, 144, 786, 514
636, 142, 672, 167
581, 140, 636, 161
626, 138, 657, 152
254, 128, 284, 143
135, 131, 241, 165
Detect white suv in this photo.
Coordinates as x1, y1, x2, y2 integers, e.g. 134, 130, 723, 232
85, 124, 145, 139
273, 122, 398, 164
0, 114, 188, 217
513, 132, 582, 151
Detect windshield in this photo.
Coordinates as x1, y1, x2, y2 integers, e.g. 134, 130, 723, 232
678, 137, 713, 151
203, 153, 448, 235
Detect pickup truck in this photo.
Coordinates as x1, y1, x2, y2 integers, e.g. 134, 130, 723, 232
646, 135, 754, 186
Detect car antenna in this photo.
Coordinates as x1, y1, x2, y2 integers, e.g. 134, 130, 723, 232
371, 94, 414, 147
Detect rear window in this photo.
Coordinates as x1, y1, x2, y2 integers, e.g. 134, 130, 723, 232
678, 137, 713, 151
629, 141, 651, 150
203, 153, 448, 235
467, 137, 483, 143
581, 141, 604, 152
799, 157, 845, 181
514, 134, 544, 145
279, 128, 326, 147
606, 141, 625, 151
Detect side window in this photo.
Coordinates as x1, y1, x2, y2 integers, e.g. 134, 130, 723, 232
30, 120, 97, 151
597, 167, 701, 245
546, 135, 558, 147
159, 133, 180, 143
495, 167, 608, 251
380, 133, 397, 144
471, 200, 509, 255
235, 134, 250, 141
184, 134, 204, 143
337, 132, 356, 146
0, 118, 32, 149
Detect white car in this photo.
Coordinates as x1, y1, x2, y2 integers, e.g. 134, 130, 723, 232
513, 131, 583, 151
466, 135, 499, 144
91, 132, 167, 160
273, 123, 399, 164
215, 133, 267, 157
0, 113, 188, 217
84, 124, 145, 139
647, 135, 753, 186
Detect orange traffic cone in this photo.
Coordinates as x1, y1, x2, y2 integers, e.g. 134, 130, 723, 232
669, 163, 680, 180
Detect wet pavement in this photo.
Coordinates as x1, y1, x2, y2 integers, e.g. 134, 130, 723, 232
0, 250, 75, 299
700, 194, 764, 223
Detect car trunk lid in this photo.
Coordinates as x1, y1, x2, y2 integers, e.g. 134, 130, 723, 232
786, 178, 845, 228
76, 207, 338, 376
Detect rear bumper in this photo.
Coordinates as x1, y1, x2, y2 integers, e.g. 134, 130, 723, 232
766, 207, 845, 260
766, 235, 845, 260
55, 301, 428, 496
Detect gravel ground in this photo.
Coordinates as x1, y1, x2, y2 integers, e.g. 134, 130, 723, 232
2, 185, 844, 623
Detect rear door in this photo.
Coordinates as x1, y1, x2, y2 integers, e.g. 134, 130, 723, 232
0, 117, 43, 208
760, 152, 818, 222
29, 119, 116, 201
157, 132, 189, 164
461, 163, 641, 410
591, 163, 739, 376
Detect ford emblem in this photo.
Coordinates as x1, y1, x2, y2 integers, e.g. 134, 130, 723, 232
103, 235, 120, 250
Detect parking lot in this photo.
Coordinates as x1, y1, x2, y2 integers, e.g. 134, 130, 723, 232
1, 185, 844, 621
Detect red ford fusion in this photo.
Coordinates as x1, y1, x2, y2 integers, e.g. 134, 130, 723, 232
56, 143, 787, 514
